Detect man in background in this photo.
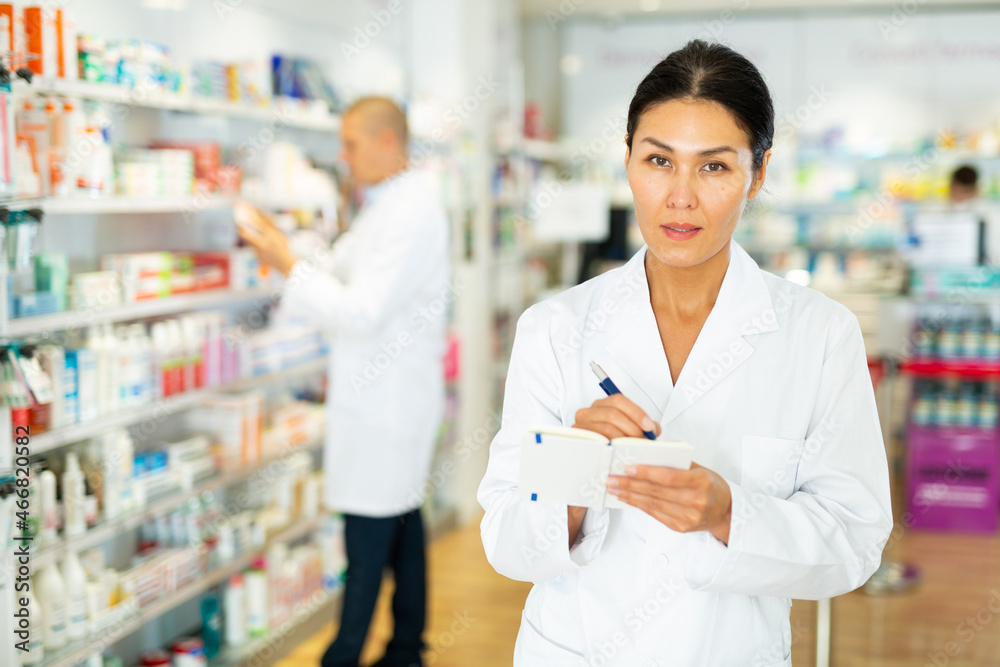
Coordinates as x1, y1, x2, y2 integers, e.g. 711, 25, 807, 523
238, 97, 450, 667
949, 164, 997, 264
949, 164, 979, 204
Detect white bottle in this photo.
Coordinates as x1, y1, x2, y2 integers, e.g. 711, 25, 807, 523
79, 111, 114, 196
35, 564, 67, 649
86, 326, 109, 417
99, 432, 120, 521
38, 470, 58, 545
113, 326, 133, 409
117, 431, 137, 512
62, 452, 86, 537
245, 559, 269, 637
84, 580, 106, 631
58, 98, 86, 197
151, 322, 169, 399
102, 323, 120, 414
224, 574, 246, 647
19, 586, 45, 666
62, 550, 89, 640
129, 323, 153, 404
216, 520, 235, 564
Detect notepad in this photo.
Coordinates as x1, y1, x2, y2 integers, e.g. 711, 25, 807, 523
517, 425, 693, 510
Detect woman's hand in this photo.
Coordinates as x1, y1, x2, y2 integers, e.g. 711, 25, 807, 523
567, 394, 662, 547
235, 202, 298, 276
606, 462, 733, 545
573, 393, 662, 440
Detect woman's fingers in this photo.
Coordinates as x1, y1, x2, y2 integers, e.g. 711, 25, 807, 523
576, 405, 644, 439
608, 464, 733, 539
603, 394, 660, 435
611, 491, 699, 531
237, 223, 265, 247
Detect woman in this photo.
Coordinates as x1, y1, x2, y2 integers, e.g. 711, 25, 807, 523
478, 40, 892, 666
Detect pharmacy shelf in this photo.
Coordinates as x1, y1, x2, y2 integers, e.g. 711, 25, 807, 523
523, 138, 570, 162
207, 508, 455, 667
2, 285, 277, 337
35, 192, 336, 215
27, 357, 328, 454
899, 359, 1000, 379
38, 515, 324, 667
17, 77, 340, 132
740, 241, 899, 254
40, 195, 233, 214
29, 434, 324, 570
209, 587, 343, 667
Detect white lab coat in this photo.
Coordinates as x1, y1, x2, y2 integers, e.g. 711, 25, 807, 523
478, 242, 892, 667
280, 169, 449, 517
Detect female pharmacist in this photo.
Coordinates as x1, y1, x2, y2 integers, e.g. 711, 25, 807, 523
478, 40, 892, 667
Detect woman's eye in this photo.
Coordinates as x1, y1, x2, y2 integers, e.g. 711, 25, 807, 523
649, 156, 670, 167
704, 162, 727, 172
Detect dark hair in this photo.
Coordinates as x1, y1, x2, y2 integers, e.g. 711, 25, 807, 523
626, 39, 774, 171
951, 165, 978, 187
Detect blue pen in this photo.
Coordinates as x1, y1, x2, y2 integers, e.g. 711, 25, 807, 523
589, 361, 657, 440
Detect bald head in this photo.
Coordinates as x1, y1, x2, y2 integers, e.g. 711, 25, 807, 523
340, 96, 409, 186
346, 96, 408, 146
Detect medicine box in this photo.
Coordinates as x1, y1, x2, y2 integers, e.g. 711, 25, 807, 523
906, 425, 1000, 533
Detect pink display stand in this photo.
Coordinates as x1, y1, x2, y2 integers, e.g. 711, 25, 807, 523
906, 426, 1000, 533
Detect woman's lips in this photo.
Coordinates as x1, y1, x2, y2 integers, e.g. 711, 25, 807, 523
660, 224, 702, 241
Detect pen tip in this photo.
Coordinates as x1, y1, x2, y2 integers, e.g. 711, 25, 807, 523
589, 361, 606, 378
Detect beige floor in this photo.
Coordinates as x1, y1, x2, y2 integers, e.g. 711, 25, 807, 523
276, 520, 1000, 667
276, 518, 530, 667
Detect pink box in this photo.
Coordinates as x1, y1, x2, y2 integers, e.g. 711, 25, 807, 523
907, 426, 999, 533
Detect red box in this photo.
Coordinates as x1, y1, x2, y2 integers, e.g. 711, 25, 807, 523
192, 252, 231, 291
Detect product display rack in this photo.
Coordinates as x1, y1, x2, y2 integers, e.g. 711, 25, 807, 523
26, 356, 328, 455
29, 434, 323, 571
36, 193, 337, 216
203, 505, 457, 667
35, 515, 324, 667
12, 78, 341, 132
0, 15, 353, 667
0, 285, 278, 337
208, 587, 342, 667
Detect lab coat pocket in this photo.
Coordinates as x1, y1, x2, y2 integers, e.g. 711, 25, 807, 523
740, 435, 804, 500
514, 612, 588, 666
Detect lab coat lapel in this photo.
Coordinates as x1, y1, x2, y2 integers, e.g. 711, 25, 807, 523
605, 250, 673, 421
659, 242, 778, 426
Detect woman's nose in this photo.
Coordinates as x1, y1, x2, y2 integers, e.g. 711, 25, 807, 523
665, 171, 698, 209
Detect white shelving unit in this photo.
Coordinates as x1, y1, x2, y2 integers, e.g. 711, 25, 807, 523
14, 77, 341, 132
34, 193, 337, 216
1, 285, 279, 337
0, 10, 354, 667
30, 434, 324, 570
36, 516, 325, 667
208, 587, 342, 667
27, 356, 328, 455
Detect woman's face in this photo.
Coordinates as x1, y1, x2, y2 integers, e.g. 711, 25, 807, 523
625, 98, 769, 269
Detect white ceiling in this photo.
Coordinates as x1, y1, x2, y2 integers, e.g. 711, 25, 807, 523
520, 0, 1000, 18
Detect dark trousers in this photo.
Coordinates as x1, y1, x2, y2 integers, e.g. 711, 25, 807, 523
321, 508, 427, 667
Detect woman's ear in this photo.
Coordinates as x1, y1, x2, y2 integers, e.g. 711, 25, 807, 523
748, 149, 772, 200
623, 135, 631, 168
